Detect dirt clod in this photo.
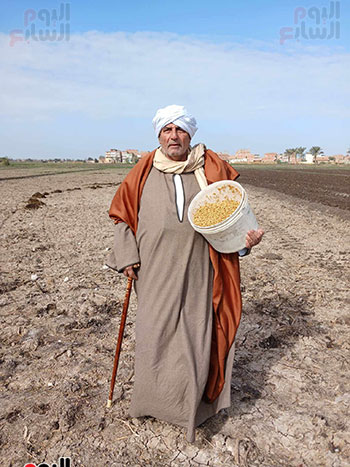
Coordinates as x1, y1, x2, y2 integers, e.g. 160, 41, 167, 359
259, 334, 281, 349
25, 197, 46, 209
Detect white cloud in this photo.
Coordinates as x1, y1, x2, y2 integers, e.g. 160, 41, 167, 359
0, 31, 349, 156
0, 30, 349, 123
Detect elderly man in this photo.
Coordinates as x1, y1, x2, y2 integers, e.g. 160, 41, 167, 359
107, 105, 263, 442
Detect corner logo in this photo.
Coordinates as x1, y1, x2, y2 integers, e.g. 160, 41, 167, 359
279, 1, 341, 45
25, 457, 71, 467
9, 3, 70, 47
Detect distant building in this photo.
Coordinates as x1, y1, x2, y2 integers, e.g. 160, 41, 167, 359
261, 153, 277, 163
103, 148, 141, 163
253, 154, 262, 163
230, 149, 255, 163
333, 154, 348, 164
278, 153, 288, 163
105, 149, 122, 163
302, 153, 313, 164
122, 150, 142, 163
316, 155, 330, 163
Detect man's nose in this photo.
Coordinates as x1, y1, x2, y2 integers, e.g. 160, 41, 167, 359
170, 129, 179, 139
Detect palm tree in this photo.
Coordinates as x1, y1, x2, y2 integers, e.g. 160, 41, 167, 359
309, 146, 323, 164
296, 146, 306, 162
284, 148, 298, 164
284, 148, 291, 163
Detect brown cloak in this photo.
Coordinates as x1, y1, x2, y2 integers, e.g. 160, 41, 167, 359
109, 148, 242, 403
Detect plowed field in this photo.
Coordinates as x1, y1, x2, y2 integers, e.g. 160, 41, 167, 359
1, 164, 349, 467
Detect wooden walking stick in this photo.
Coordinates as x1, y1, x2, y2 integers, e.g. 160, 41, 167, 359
107, 276, 133, 408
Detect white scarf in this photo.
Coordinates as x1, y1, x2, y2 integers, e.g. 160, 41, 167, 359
153, 143, 208, 190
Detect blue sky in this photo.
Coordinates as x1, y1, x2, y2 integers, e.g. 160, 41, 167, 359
0, 0, 349, 158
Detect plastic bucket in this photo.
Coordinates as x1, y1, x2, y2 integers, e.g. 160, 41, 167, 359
188, 180, 258, 253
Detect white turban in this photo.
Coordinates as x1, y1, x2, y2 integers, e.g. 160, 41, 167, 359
152, 105, 198, 138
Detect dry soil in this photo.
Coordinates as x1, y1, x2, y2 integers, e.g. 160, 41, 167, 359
0, 165, 349, 467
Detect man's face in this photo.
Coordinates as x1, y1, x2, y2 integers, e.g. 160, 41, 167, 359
158, 123, 191, 161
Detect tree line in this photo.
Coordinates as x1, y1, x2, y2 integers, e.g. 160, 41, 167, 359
283, 147, 323, 164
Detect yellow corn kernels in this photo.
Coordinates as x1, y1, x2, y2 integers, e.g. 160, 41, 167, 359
193, 199, 240, 227
193, 184, 241, 227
